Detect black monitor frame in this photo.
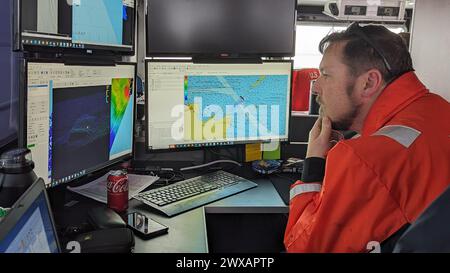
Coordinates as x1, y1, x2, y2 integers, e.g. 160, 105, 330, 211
19, 58, 137, 188
0, 130, 17, 154
145, 0, 297, 58
0, 137, 18, 156
13, 0, 137, 56
0, 53, 19, 151
144, 58, 293, 153
0, 1, 19, 153
0, 178, 61, 253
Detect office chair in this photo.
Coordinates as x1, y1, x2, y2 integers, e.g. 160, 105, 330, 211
291, 68, 320, 112
393, 184, 450, 253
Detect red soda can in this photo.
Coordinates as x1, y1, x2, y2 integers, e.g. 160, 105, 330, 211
107, 170, 129, 213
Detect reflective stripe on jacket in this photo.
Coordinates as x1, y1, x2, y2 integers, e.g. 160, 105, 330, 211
284, 72, 450, 252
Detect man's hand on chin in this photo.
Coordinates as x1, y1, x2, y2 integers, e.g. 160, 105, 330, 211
306, 116, 334, 159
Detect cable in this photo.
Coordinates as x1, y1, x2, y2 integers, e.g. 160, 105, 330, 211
180, 160, 242, 172
152, 170, 185, 186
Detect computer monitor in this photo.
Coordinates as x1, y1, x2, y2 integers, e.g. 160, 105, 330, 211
145, 60, 292, 151
146, 0, 296, 57
16, 0, 136, 54
22, 60, 136, 188
0, 178, 60, 253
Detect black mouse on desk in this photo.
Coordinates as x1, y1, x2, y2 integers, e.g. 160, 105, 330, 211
87, 206, 127, 230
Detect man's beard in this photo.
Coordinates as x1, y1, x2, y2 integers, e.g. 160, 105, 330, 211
330, 106, 359, 131
317, 82, 361, 131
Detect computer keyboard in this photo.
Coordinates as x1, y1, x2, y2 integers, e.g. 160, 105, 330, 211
134, 170, 258, 217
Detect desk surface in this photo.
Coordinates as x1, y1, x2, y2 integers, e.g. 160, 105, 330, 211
51, 166, 289, 253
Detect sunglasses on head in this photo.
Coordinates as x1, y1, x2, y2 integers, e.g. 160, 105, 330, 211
347, 22, 393, 77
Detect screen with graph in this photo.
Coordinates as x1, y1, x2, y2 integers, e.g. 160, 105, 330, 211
18, 0, 135, 54
24, 61, 135, 188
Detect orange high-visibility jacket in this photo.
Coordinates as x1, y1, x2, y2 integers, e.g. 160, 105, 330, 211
284, 72, 450, 253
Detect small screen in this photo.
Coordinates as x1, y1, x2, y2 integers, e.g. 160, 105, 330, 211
127, 212, 166, 235
25, 62, 135, 188
0, 192, 59, 253
20, 0, 135, 53
146, 61, 292, 150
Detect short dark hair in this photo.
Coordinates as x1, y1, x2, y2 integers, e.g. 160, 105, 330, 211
319, 23, 413, 83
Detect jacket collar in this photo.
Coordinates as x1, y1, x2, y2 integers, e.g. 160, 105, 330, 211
361, 72, 429, 136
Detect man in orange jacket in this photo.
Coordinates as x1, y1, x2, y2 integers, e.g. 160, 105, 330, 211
284, 23, 450, 253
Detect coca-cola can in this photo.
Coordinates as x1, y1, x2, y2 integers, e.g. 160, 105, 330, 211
107, 170, 129, 213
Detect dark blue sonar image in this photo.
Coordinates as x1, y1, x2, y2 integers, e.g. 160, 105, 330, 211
51, 85, 110, 181
59, 114, 109, 148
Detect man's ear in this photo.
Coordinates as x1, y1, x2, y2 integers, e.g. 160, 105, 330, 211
360, 69, 384, 99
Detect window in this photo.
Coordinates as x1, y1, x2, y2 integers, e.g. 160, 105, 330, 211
293, 23, 406, 69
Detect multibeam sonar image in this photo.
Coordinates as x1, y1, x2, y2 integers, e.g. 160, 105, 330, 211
52, 86, 110, 180
110, 78, 133, 156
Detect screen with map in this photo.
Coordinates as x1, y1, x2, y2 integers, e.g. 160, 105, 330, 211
146, 61, 292, 150
24, 61, 135, 188
19, 0, 135, 54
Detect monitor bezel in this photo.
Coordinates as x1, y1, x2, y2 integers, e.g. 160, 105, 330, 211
0, 135, 18, 155
20, 58, 137, 188
14, 0, 137, 56
0, 178, 61, 253
144, 58, 293, 153
145, 0, 297, 58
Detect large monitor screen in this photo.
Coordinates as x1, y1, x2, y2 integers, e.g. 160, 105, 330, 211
146, 60, 292, 150
24, 61, 135, 188
146, 0, 296, 57
18, 0, 135, 54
